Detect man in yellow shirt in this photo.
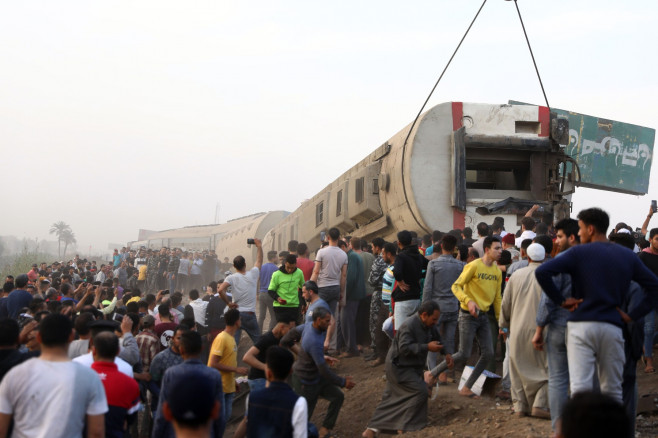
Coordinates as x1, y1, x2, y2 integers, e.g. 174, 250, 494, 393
426, 236, 502, 398
138, 264, 148, 291
207, 308, 248, 436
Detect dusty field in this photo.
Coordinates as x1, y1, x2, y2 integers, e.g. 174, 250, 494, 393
225, 336, 658, 438
218, 307, 658, 438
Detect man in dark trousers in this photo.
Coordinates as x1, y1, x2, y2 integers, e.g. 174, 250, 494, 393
246, 346, 308, 437
362, 301, 443, 437
392, 231, 428, 331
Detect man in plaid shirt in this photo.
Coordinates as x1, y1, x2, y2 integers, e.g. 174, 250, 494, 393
137, 315, 160, 372
136, 315, 160, 436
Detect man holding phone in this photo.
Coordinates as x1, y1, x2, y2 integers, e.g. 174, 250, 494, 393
217, 238, 263, 345
268, 254, 305, 324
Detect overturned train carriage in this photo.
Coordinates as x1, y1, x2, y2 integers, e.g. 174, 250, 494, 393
263, 102, 574, 254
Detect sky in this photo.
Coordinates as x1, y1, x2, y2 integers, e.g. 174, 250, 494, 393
1, 0, 657, 254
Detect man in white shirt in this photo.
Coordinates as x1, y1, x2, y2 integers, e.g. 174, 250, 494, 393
0, 314, 108, 438
472, 222, 489, 258
516, 216, 537, 248
217, 238, 264, 345
188, 288, 209, 331
311, 227, 348, 351
73, 319, 134, 378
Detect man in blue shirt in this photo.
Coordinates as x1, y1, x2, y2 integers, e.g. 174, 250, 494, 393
282, 307, 355, 438
535, 208, 658, 404
532, 218, 579, 431
302, 281, 330, 325
153, 330, 223, 438
246, 347, 308, 438
258, 251, 279, 332
6, 275, 32, 320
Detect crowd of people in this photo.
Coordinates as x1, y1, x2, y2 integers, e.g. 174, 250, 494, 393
0, 203, 657, 437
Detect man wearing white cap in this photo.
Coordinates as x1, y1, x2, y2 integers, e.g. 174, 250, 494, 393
499, 243, 550, 419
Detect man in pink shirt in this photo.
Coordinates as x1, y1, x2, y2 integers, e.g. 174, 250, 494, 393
26, 265, 39, 283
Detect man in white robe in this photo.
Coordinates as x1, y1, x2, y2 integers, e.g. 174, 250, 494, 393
499, 243, 550, 419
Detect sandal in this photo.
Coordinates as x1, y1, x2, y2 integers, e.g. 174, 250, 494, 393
645, 366, 656, 374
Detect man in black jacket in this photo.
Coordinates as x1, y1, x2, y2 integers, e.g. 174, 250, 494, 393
392, 231, 428, 330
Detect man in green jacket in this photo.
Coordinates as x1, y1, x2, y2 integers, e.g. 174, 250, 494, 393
268, 254, 305, 324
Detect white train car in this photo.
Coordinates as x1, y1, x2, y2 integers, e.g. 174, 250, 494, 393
132, 211, 290, 267
262, 101, 572, 254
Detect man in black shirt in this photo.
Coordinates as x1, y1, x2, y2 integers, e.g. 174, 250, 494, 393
242, 314, 296, 392
393, 230, 428, 330
0, 318, 39, 382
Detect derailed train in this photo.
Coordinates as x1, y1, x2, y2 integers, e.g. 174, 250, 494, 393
133, 101, 581, 266
261, 101, 573, 259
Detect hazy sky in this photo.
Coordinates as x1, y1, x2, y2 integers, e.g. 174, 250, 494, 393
2, 1, 657, 254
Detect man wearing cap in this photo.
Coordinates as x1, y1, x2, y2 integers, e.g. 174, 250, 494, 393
162, 373, 220, 438
6, 275, 33, 320
154, 330, 223, 438
499, 243, 550, 418
502, 233, 520, 263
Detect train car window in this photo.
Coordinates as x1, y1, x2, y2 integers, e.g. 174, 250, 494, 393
316, 202, 324, 227
336, 190, 343, 216
355, 177, 364, 203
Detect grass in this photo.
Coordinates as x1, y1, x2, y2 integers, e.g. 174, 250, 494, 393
0, 250, 55, 281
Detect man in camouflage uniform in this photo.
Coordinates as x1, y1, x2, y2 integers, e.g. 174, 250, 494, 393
146, 249, 160, 293
366, 237, 388, 364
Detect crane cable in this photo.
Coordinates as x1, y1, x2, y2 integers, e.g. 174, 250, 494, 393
399, 0, 552, 233
399, 0, 488, 234
512, 0, 551, 111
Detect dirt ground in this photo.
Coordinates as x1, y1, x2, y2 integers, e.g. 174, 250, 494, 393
224, 333, 658, 438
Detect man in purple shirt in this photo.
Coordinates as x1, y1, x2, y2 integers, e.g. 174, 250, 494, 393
258, 251, 279, 332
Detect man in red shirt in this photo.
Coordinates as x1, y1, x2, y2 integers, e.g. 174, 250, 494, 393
296, 243, 315, 281
91, 332, 140, 438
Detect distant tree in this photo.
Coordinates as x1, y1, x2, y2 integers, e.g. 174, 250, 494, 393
49, 221, 72, 258
61, 229, 77, 259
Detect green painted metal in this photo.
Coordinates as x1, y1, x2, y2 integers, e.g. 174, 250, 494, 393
510, 101, 655, 195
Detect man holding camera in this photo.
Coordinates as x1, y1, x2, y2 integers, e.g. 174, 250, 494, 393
217, 238, 263, 345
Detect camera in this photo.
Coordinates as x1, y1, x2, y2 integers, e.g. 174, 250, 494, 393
247, 238, 255, 245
